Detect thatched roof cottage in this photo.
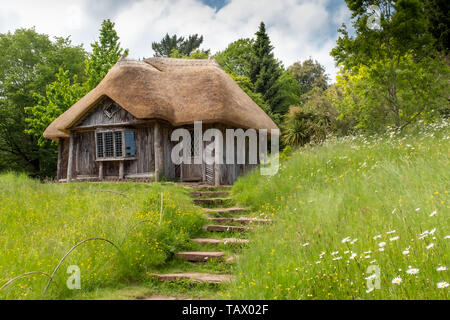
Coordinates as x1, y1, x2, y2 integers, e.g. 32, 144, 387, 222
44, 57, 278, 185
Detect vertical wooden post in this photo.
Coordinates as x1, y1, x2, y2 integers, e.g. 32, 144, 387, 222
98, 162, 104, 181
214, 163, 220, 187
154, 122, 163, 182
67, 132, 74, 182
56, 138, 63, 181
119, 161, 124, 180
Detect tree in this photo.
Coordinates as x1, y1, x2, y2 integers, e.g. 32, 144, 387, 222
24, 19, 127, 178
214, 38, 254, 77
0, 28, 86, 177
331, 0, 448, 130
267, 71, 301, 115
249, 22, 283, 113
169, 48, 209, 59
84, 19, 127, 91
152, 33, 208, 57
288, 59, 329, 96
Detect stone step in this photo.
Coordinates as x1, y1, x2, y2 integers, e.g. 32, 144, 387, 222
151, 272, 233, 284
190, 185, 232, 191
175, 251, 224, 262
203, 225, 248, 233
190, 191, 229, 197
206, 207, 248, 215
207, 217, 272, 225
191, 238, 249, 245
194, 198, 231, 205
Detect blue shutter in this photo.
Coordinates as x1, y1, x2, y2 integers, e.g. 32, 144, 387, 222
125, 131, 136, 157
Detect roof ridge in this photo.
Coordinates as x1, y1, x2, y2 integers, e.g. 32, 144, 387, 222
144, 57, 220, 68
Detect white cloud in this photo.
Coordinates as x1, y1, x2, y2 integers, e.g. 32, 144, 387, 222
0, 0, 350, 80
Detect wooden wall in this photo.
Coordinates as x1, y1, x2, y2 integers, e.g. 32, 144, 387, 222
57, 97, 259, 184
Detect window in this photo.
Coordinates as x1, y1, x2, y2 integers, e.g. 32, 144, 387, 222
96, 130, 135, 160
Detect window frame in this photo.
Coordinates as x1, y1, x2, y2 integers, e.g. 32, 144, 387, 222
95, 128, 137, 161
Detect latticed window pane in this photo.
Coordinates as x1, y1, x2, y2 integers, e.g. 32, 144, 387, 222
96, 133, 104, 158
104, 132, 114, 157
114, 131, 123, 157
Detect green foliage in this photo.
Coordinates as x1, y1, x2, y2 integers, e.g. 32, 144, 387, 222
169, 48, 209, 59
0, 28, 86, 177
422, 0, 449, 53
228, 120, 450, 299
214, 38, 254, 77
335, 54, 449, 131
288, 59, 329, 96
25, 69, 85, 147
152, 33, 209, 57
331, 0, 448, 131
268, 71, 302, 115
84, 19, 127, 91
23, 20, 127, 178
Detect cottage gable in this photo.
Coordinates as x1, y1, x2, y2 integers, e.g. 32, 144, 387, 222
74, 97, 138, 129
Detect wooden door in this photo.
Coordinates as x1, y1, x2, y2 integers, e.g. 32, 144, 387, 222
181, 129, 202, 182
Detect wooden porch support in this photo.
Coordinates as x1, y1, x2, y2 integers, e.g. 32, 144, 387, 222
214, 163, 221, 187
98, 162, 104, 180
67, 133, 74, 182
119, 161, 124, 180
154, 122, 163, 182
56, 138, 63, 181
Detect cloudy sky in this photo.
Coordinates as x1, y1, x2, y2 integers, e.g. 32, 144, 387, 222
0, 0, 351, 80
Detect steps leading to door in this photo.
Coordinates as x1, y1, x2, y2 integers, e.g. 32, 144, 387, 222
175, 251, 224, 262
203, 225, 248, 233
191, 238, 249, 245
207, 217, 272, 225
190, 191, 230, 197
151, 272, 233, 284
194, 198, 231, 205
205, 207, 248, 215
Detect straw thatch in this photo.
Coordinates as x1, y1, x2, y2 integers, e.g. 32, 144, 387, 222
43, 57, 278, 140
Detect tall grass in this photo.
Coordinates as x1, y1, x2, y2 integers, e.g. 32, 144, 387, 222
226, 121, 449, 299
0, 176, 204, 299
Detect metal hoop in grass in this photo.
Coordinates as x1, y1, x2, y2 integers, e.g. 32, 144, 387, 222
0, 271, 59, 291
42, 237, 122, 296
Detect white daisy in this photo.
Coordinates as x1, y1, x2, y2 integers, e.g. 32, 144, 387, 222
366, 287, 374, 293
406, 268, 419, 275
379, 248, 385, 252
349, 252, 357, 260
402, 249, 410, 255
390, 236, 399, 241
392, 277, 402, 285
373, 235, 382, 240
332, 256, 342, 261
387, 230, 396, 234
302, 242, 310, 247
415, 208, 420, 211
444, 235, 450, 239
341, 236, 351, 243
429, 210, 437, 217
437, 282, 449, 289
426, 243, 434, 250
436, 266, 447, 271
378, 242, 386, 247
350, 238, 358, 244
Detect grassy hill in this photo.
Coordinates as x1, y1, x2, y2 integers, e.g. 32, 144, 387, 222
0, 176, 205, 299
225, 120, 449, 299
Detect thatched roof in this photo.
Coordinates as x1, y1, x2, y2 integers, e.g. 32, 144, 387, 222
43, 57, 278, 140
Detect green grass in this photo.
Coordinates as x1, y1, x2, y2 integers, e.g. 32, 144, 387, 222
0, 176, 205, 300
224, 121, 449, 299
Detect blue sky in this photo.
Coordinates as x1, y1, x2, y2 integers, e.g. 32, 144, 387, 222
0, 0, 352, 80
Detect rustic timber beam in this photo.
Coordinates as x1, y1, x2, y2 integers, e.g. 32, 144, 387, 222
67, 133, 74, 182
98, 162, 104, 181
154, 122, 163, 182
56, 138, 62, 181
119, 161, 124, 180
